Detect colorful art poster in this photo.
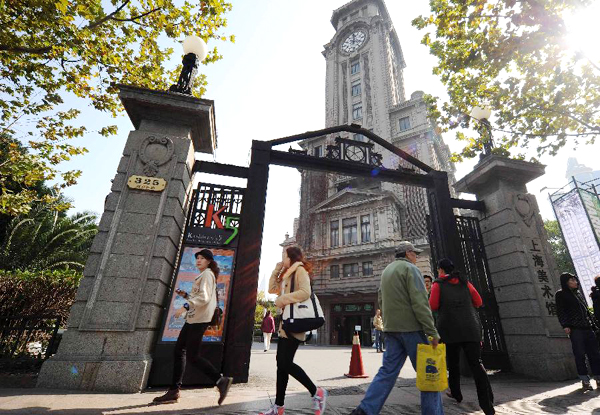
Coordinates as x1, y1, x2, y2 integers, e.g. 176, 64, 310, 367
161, 246, 235, 342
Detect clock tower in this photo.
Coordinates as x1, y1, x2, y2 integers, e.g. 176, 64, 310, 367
291, 0, 456, 346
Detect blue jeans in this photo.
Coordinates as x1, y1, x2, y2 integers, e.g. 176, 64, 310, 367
374, 329, 383, 351
569, 328, 600, 380
359, 331, 444, 415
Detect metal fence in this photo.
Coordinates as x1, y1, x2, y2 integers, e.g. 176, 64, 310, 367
0, 315, 62, 359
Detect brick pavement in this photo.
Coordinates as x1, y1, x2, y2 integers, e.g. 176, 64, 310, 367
0, 344, 599, 414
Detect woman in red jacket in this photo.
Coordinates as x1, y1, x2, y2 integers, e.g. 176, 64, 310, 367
261, 309, 276, 352
429, 258, 494, 415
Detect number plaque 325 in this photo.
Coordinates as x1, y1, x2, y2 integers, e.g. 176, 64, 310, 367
127, 175, 167, 192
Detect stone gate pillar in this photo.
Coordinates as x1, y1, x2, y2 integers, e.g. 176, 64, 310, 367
37, 85, 216, 392
455, 156, 577, 380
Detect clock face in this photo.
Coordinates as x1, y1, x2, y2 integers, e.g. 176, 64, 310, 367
345, 144, 366, 162
341, 31, 366, 54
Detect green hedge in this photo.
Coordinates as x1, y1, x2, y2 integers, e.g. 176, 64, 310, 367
0, 269, 81, 320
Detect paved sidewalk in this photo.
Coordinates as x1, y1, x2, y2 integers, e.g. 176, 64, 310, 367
1, 344, 599, 414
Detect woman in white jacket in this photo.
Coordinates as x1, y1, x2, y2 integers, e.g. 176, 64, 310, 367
153, 249, 233, 405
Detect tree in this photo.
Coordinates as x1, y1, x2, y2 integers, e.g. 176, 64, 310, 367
544, 219, 575, 274
0, 209, 98, 271
1, 0, 233, 215
0, 136, 71, 217
412, 0, 599, 161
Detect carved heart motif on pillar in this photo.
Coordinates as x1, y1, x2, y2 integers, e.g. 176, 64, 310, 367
514, 194, 535, 227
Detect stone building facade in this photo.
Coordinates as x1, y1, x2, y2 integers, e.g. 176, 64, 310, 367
287, 0, 456, 346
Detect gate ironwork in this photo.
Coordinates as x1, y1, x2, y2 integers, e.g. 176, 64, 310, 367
428, 215, 510, 370
186, 125, 488, 382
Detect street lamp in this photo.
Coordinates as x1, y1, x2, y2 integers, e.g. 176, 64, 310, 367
169, 35, 208, 95
470, 106, 494, 156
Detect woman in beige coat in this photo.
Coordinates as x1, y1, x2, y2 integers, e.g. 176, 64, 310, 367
259, 246, 328, 415
153, 249, 232, 406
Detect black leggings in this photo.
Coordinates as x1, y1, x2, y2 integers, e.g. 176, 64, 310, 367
171, 322, 221, 389
276, 337, 317, 406
446, 342, 494, 415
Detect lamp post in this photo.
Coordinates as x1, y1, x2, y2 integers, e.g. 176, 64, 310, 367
470, 106, 494, 156
169, 35, 208, 95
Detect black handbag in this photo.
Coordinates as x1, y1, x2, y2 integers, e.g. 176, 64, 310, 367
209, 275, 223, 327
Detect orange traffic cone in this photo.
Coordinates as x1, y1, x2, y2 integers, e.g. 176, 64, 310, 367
345, 332, 368, 378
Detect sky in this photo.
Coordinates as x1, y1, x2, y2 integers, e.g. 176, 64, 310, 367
58, 1, 600, 291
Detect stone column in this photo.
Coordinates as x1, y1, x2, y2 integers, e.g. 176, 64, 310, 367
455, 156, 576, 381
37, 85, 216, 392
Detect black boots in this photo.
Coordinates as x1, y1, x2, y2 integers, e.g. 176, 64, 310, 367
152, 388, 180, 404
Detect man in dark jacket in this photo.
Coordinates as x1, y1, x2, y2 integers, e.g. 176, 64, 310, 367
555, 272, 600, 391
590, 276, 600, 323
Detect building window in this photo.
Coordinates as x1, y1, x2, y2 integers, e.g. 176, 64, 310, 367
343, 263, 359, 278
399, 116, 411, 131
351, 61, 360, 74
330, 220, 339, 247
342, 217, 358, 245
331, 265, 339, 279
361, 215, 371, 242
352, 103, 362, 120
314, 145, 322, 157
362, 261, 373, 276
353, 133, 366, 142
351, 80, 361, 96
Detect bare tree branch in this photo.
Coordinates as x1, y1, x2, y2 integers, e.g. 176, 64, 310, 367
86, 0, 131, 30
110, 7, 161, 22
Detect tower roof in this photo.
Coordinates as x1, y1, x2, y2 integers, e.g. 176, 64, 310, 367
331, 0, 391, 28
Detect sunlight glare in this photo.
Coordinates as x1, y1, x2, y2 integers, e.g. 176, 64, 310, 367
564, 2, 600, 64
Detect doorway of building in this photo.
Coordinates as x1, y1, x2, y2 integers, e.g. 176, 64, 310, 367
331, 302, 374, 346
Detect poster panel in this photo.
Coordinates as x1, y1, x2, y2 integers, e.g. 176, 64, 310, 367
579, 189, 600, 244
161, 246, 235, 342
553, 189, 600, 305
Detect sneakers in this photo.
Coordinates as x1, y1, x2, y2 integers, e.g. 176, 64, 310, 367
312, 387, 328, 415
259, 404, 285, 415
152, 388, 180, 404
216, 376, 233, 405
582, 380, 594, 391
349, 407, 367, 415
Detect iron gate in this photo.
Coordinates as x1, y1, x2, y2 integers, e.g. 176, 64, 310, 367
428, 215, 510, 370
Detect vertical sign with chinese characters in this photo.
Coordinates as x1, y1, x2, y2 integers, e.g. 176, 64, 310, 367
527, 238, 558, 319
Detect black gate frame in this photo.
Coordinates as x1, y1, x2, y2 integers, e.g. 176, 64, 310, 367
193, 124, 487, 382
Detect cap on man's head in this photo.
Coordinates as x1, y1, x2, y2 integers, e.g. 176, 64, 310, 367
195, 249, 214, 261
395, 241, 423, 257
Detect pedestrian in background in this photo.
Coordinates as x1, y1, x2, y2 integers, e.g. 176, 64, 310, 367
152, 249, 233, 405
429, 258, 494, 415
262, 309, 276, 352
259, 246, 327, 415
423, 275, 433, 296
373, 309, 384, 353
350, 241, 443, 415
556, 272, 600, 391
590, 275, 600, 324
